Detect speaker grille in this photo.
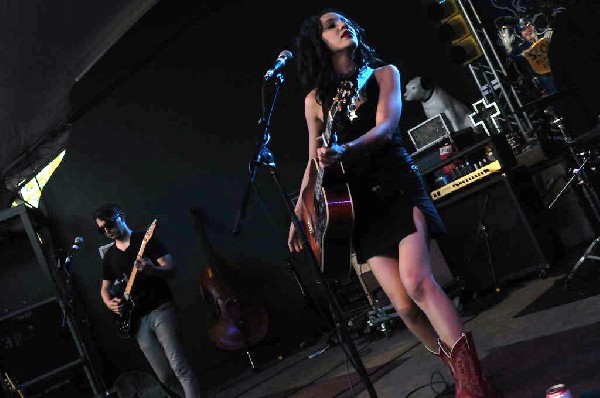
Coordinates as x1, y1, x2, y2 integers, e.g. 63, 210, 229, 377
435, 174, 550, 291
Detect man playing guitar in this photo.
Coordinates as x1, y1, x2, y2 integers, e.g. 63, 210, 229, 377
94, 203, 201, 398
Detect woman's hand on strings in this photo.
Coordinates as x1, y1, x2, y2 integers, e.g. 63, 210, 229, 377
316, 135, 346, 168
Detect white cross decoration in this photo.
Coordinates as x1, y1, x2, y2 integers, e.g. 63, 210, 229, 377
469, 99, 501, 135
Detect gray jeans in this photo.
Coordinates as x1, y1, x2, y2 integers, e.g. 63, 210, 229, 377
136, 302, 200, 398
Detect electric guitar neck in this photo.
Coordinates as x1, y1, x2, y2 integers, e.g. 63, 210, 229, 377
123, 219, 157, 298
115, 218, 158, 338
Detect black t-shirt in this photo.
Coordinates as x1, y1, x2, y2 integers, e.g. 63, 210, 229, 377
102, 231, 173, 315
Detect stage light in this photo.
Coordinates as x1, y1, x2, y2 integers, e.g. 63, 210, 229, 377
427, 0, 483, 65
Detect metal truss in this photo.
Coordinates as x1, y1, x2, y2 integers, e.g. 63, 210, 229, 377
457, 0, 535, 153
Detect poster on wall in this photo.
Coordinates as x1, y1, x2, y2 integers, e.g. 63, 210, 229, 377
471, 0, 567, 36
471, 0, 569, 101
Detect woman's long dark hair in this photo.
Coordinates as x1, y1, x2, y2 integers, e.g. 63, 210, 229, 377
294, 9, 385, 105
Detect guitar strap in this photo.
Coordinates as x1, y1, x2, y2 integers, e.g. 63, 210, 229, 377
326, 65, 375, 127
355, 66, 374, 96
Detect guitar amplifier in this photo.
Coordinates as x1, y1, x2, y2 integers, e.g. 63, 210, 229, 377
0, 297, 83, 387
408, 113, 453, 154
412, 126, 481, 172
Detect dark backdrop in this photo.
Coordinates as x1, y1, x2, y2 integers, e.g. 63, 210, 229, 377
35, 0, 481, 390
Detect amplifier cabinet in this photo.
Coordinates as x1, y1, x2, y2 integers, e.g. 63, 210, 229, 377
0, 297, 94, 396
16, 366, 94, 398
418, 133, 517, 202
434, 173, 552, 292
408, 113, 453, 154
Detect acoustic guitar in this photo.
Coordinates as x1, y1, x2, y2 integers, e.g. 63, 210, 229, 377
109, 218, 158, 339
300, 80, 358, 281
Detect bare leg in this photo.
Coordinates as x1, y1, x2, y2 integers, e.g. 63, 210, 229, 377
368, 255, 438, 350
397, 206, 464, 346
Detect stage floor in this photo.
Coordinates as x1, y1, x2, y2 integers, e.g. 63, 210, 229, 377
204, 245, 600, 398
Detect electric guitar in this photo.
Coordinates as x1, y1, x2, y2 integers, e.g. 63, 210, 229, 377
3, 371, 25, 398
300, 80, 358, 281
110, 218, 158, 339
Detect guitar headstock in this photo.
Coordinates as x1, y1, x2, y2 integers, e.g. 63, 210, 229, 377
332, 80, 357, 113
143, 219, 158, 241
3, 371, 25, 398
134, 218, 158, 262
325, 79, 359, 146
190, 207, 228, 234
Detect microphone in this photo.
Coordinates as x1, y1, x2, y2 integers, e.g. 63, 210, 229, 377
64, 236, 84, 265
264, 50, 294, 81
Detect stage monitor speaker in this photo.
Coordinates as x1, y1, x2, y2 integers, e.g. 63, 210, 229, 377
435, 173, 551, 291
17, 365, 94, 398
0, 297, 83, 387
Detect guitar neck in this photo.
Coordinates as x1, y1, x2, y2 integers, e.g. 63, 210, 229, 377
323, 110, 334, 146
124, 262, 140, 296
317, 111, 338, 186
124, 219, 157, 296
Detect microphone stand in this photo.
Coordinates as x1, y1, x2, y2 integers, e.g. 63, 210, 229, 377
56, 249, 112, 397
232, 72, 377, 398
546, 116, 600, 289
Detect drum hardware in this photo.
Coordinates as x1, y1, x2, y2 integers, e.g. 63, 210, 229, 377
515, 89, 575, 114
508, 90, 574, 147
546, 117, 600, 289
349, 255, 401, 338
365, 300, 399, 337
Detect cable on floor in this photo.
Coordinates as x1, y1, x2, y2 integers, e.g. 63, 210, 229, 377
404, 370, 453, 397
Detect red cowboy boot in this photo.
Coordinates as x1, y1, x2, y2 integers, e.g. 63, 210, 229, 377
426, 343, 457, 396
439, 332, 500, 398
434, 339, 455, 376
427, 342, 453, 374
423, 339, 452, 370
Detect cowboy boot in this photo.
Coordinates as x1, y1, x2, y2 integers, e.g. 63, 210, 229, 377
426, 343, 452, 373
423, 339, 452, 369
439, 331, 500, 398
426, 343, 456, 395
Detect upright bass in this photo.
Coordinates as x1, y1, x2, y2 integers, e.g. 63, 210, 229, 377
190, 207, 268, 353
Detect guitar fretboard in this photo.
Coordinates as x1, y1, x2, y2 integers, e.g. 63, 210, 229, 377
124, 219, 157, 296
317, 80, 357, 189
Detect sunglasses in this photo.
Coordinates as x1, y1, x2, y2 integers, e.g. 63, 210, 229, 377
97, 217, 119, 235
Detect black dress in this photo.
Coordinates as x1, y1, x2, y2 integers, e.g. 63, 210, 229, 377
324, 67, 447, 264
